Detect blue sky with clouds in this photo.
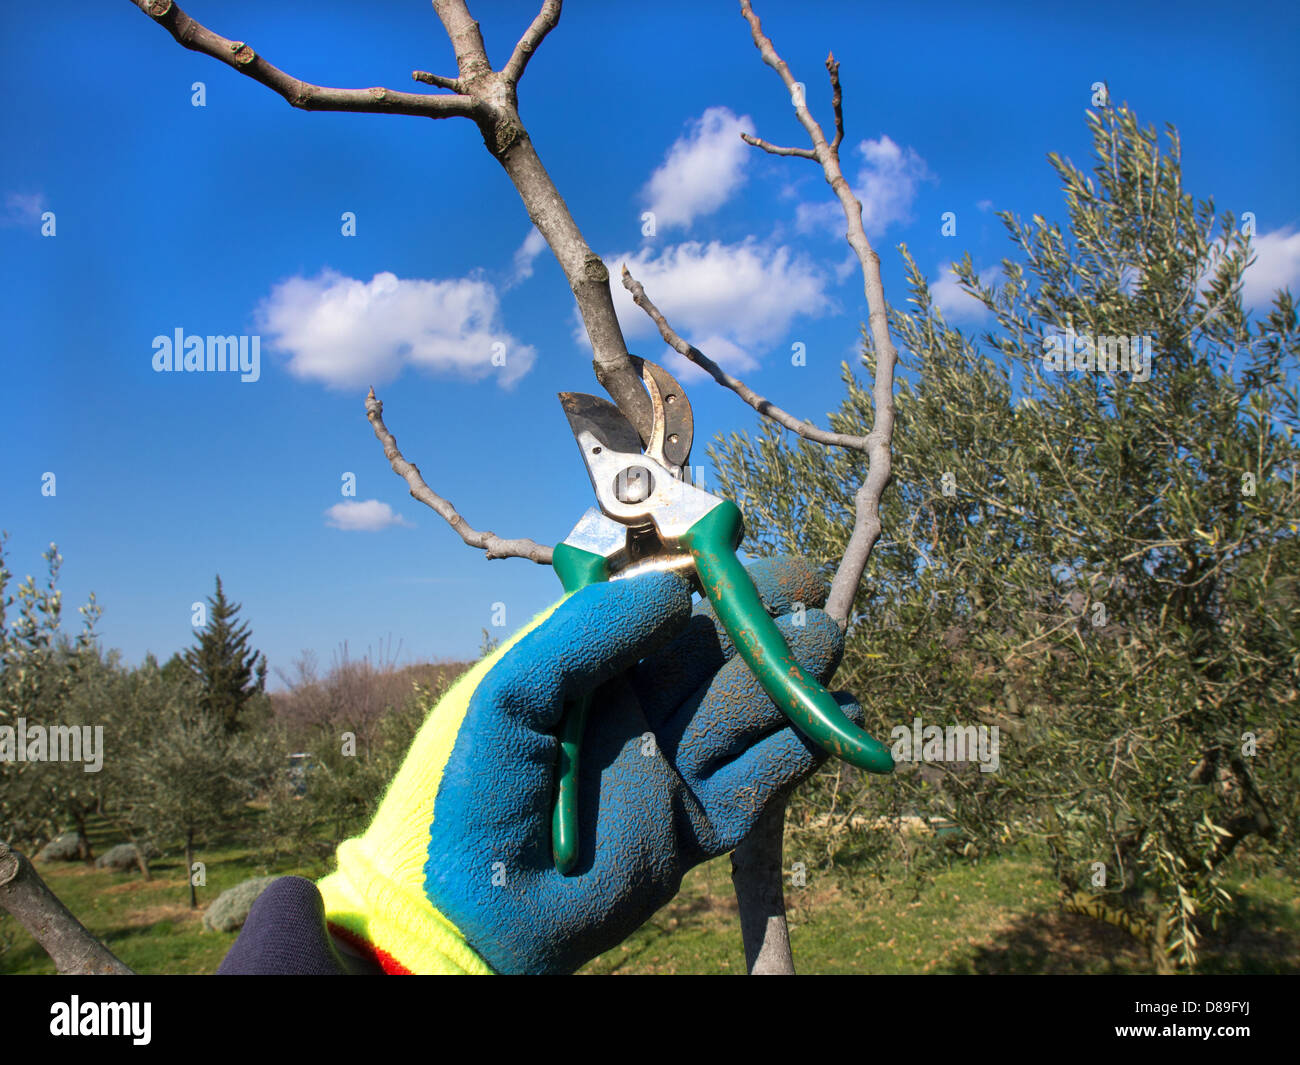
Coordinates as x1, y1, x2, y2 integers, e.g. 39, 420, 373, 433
2, 0, 1296, 684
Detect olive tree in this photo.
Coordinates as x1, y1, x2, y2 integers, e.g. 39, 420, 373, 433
713, 102, 1299, 971
0, 541, 108, 861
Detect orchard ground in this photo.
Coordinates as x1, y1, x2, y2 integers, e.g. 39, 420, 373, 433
2, 813, 1295, 975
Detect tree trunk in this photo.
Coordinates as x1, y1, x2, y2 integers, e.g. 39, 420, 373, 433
73, 809, 94, 866
132, 840, 152, 882
731, 802, 795, 974
185, 831, 196, 909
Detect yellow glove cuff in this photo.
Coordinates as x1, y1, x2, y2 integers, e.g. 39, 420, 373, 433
317, 599, 566, 974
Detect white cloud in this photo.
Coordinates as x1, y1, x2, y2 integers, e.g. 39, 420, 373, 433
797, 135, 932, 238
1243, 228, 1300, 309
2, 192, 45, 227
642, 107, 755, 230
510, 227, 548, 285
324, 500, 413, 532
1176, 226, 1299, 315
589, 239, 833, 373
256, 270, 536, 389
930, 262, 999, 323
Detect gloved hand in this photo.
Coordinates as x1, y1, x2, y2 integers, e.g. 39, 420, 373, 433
317, 556, 859, 975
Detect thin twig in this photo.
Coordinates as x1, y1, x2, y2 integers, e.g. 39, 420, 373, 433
412, 70, 463, 92
129, 0, 481, 118
826, 53, 844, 152
365, 389, 554, 564
501, 0, 563, 85
621, 267, 868, 450
739, 133, 817, 159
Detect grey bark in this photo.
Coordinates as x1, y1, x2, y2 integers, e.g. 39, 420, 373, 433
731, 804, 794, 974
0, 843, 135, 975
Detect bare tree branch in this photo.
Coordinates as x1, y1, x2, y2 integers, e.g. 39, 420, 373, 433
365, 389, 554, 564
129, 0, 889, 981
739, 132, 817, 159
129, 0, 481, 119
412, 70, 464, 92
739, 0, 898, 626
426, 0, 652, 440
621, 266, 868, 450
128, 0, 652, 443
712, 1, 901, 978
430, 0, 494, 83
827, 53, 845, 153
0, 843, 135, 975
502, 0, 563, 85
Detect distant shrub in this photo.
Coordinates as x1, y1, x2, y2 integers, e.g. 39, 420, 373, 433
95, 842, 154, 871
37, 833, 83, 862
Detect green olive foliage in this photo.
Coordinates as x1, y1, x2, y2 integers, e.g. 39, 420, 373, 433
712, 104, 1299, 971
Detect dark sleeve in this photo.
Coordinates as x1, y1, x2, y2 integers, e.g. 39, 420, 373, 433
216, 876, 383, 975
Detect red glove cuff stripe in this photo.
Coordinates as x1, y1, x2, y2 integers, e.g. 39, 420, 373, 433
327, 922, 414, 975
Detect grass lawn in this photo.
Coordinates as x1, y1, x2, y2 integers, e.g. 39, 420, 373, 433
1, 815, 335, 976
5, 817, 1297, 974
583, 853, 1300, 975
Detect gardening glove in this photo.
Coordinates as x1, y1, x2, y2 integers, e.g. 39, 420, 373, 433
317, 556, 858, 975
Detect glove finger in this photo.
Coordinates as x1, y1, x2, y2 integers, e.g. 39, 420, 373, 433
660, 609, 844, 779
631, 556, 832, 728
477, 570, 691, 733
570, 676, 683, 894
692, 692, 866, 853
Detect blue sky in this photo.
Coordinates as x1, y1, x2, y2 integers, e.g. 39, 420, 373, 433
2, 0, 1297, 685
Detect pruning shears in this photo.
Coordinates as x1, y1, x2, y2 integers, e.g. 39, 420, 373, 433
548, 356, 895, 875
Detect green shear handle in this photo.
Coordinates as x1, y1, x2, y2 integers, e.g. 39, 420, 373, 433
548, 500, 893, 875
550, 694, 593, 875
685, 502, 895, 774
550, 545, 610, 874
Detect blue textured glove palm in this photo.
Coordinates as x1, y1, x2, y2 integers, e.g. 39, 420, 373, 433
424, 557, 860, 974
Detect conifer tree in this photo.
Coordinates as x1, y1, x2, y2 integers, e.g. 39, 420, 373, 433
182, 576, 267, 734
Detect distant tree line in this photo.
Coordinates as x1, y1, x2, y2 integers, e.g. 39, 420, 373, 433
0, 543, 462, 911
